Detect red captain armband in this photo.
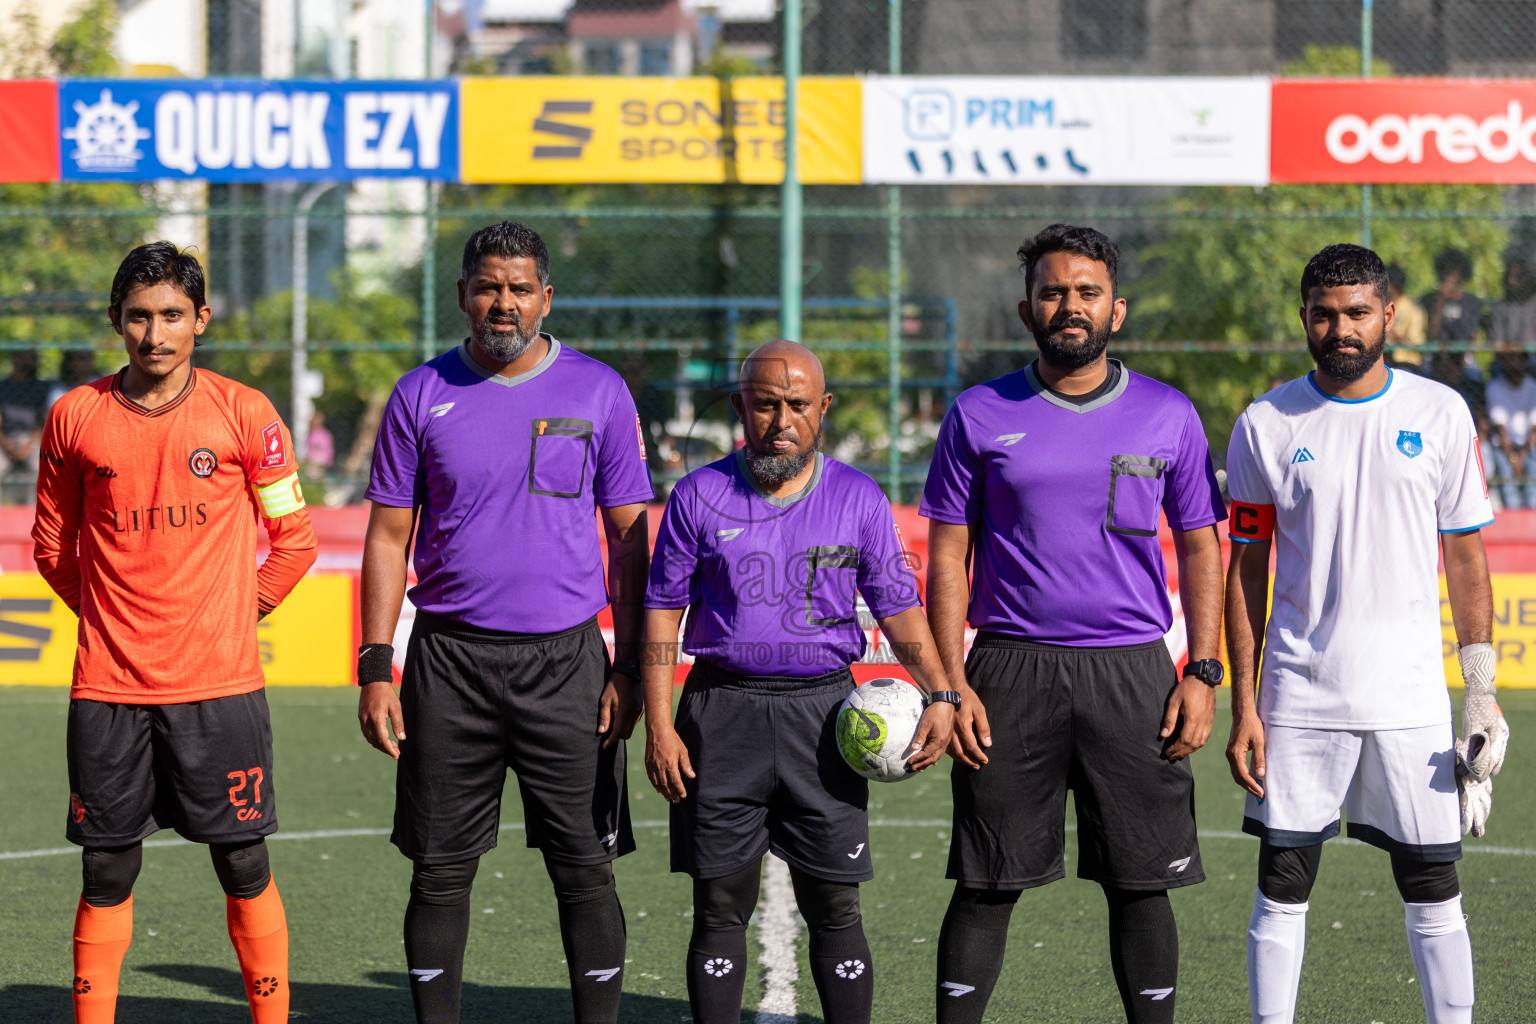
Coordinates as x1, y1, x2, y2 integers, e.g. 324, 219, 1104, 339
1230, 501, 1276, 542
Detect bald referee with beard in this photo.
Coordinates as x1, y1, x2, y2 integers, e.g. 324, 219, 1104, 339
644, 340, 961, 1024
358, 221, 653, 1024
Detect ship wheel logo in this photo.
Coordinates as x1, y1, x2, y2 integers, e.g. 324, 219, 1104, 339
63, 89, 150, 172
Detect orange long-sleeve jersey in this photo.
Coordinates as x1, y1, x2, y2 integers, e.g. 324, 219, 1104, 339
33, 369, 318, 703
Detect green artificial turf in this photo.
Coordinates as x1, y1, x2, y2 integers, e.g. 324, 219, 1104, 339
1, 686, 1533, 1022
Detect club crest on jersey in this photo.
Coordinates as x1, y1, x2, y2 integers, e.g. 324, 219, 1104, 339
188, 448, 218, 478
1396, 430, 1423, 459
260, 421, 287, 469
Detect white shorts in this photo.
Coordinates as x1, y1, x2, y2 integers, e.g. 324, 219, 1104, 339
1241, 723, 1461, 862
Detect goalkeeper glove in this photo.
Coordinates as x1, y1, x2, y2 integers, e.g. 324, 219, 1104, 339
1455, 642, 1509, 837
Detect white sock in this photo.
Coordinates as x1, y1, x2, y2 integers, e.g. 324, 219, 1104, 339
1405, 895, 1474, 1024
1248, 888, 1308, 1024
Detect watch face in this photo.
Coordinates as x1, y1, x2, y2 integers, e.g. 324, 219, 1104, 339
1189, 660, 1223, 684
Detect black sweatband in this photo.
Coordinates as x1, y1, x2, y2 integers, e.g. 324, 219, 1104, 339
611, 658, 641, 682
357, 643, 395, 684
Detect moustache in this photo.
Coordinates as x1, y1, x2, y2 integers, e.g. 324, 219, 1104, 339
1317, 336, 1365, 351
1049, 314, 1095, 334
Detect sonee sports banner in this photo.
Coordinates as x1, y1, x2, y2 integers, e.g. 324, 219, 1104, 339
459, 75, 861, 185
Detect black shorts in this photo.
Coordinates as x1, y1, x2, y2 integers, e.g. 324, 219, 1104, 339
670, 662, 869, 882
949, 635, 1203, 891
392, 612, 634, 867
66, 689, 278, 847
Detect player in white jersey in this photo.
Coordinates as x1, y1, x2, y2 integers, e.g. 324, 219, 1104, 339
1224, 244, 1508, 1024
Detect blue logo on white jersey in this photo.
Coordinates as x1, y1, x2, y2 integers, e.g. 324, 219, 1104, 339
1396, 430, 1423, 458
1291, 447, 1315, 465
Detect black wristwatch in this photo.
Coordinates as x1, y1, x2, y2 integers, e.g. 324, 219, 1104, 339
925, 690, 962, 709
610, 658, 641, 683
1183, 659, 1225, 687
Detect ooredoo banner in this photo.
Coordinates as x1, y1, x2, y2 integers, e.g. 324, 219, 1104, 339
861, 76, 1272, 185
58, 79, 459, 182
1272, 78, 1536, 184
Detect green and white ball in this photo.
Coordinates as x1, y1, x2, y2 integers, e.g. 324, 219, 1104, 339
836, 678, 926, 783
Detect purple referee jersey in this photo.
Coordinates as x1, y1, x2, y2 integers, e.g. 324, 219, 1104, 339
646, 451, 920, 677
366, 336, 654, 634
920, 360, 1225, 646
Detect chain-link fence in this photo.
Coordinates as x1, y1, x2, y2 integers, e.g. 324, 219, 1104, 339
4, 0, 1536, 505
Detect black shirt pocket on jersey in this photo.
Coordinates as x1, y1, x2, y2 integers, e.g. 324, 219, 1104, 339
528, 417, 594, 498
1106, 454, 1168, 537
804, 544, 860, 628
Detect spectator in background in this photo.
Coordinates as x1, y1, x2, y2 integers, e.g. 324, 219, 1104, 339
1387, 263, 1427, 368
1427, 350, 1488, 424
1485, 351, 1536, 509
1424, 248, 1483, 346
1490, 257, 1536, 348
0, 350, 50, 499
304, 409, 334, 479
46, 350, 99, 412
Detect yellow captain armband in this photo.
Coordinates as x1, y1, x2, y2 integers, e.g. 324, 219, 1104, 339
254, 473, 306, 519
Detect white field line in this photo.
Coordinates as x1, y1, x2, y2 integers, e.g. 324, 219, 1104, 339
5, 820, 1536, 861
754, 852, 799, 1024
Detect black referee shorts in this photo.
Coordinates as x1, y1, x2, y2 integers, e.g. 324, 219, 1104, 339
392, 611, 634, 867
949, 634, 1203, 892
670, 661, 870, 883
66, 689, 278, 847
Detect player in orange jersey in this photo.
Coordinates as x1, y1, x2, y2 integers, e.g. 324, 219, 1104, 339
32, 242, 318, 1024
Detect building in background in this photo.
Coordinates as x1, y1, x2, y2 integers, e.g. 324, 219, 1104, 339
463, 0, 774, 75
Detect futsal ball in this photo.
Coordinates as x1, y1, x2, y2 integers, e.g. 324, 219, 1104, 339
836, 678, 926, 783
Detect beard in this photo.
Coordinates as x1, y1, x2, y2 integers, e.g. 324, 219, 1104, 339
1030, 305, 1113, 371
471, 309, 543, 363
744, 423, 824, 487
1309, 327, 1386, 385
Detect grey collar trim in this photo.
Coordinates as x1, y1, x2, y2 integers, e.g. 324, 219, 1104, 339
1023, 358, 1130, 413
735, 449, 824, 508
456, 334, 561, 387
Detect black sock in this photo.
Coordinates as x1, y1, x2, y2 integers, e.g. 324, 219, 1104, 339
807, 916, 874, 1024
547, 856, 627, 1024
687, 924, 750, 1024
404, 858, 478, 1024
791, 868, 872, 1024
687, 865, 759, 1024
1105, 887, 1179, 1024
935, 885, 1020, 1024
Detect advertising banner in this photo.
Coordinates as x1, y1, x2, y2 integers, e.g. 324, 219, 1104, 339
58, 79, 459, 182
861, 76, 1271, 185
0, 573, 354, 686
1272, 79, 1536, 184
1441, 573, 1536, 688
460, 76, 861, 184
0, 81, 60, 183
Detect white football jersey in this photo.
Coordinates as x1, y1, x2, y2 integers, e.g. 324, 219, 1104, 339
1226, 370, 1493, 730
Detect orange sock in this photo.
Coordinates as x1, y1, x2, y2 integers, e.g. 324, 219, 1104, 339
73, 895, 133, 1024
225, 877, 290, 1023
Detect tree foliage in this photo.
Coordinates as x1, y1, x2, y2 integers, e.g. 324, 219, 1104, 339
0, 2, 146, 379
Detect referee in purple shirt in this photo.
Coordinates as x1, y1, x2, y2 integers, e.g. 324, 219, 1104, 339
921, 225, 1227, 1024
643, 340, 961, 1024
356, 222, 653, 1024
